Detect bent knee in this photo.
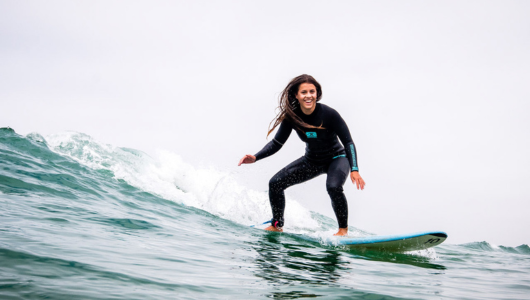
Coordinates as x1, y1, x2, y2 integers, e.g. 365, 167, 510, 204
326, 185, 344, 195
269, 176, 286, 191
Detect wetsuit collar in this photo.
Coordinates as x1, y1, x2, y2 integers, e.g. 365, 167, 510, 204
297, 103, 321, 119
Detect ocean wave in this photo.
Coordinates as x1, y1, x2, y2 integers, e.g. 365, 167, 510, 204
459, 241, 530, 255
1, 128, 324, 233
2, 127, 529, 299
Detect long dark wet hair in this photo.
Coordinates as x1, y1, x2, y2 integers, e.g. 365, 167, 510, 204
267, 74, 323, 137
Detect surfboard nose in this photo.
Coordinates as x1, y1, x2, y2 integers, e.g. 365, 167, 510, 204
430, 232, 448, 238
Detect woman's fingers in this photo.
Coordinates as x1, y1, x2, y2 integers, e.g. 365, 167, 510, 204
238, 155, 248, 166
350, 172, 365, 190
359, 178, 365, 190
238, 154, 255, 166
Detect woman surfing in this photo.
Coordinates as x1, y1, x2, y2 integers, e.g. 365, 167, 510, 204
238, 74, 365, 236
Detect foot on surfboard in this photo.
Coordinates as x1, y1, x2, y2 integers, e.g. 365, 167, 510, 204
334, 228, 348, 236
264, 225, 283, 232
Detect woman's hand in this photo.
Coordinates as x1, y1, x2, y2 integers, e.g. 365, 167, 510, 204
238, 154, 256, 166
350, 171, 365, 190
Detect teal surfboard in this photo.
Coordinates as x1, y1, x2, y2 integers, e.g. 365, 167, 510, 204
250, 221, 447, 252
252, 221, 447, 252
297, 231, 448, 252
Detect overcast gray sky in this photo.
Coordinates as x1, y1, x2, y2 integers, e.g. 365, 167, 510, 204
1, 0, 529, 246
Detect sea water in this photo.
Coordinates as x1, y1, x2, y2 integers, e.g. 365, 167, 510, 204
1, 127, 529, 300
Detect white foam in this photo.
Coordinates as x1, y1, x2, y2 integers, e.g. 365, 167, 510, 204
405, 248, 438, 259
44, 132, 320, 231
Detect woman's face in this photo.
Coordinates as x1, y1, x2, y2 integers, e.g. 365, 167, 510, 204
296, 83, 317, 115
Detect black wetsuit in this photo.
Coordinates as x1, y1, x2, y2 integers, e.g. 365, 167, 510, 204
254, 103, 359, 228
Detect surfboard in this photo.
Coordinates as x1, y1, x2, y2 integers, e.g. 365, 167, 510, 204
296, 231, 448, 252
251, 221, 447, 252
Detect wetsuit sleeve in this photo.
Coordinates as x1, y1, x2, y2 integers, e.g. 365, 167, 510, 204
254, 121, 293, 161
330, 110, 359, 172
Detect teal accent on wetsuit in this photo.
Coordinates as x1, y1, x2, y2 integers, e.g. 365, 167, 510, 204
349, 144, 358, 171
306, 132, 317, 138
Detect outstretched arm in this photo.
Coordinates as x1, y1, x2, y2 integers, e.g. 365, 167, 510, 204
237, 121, 292, 166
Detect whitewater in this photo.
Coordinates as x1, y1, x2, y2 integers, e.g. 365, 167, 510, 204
1, 127, 529, 300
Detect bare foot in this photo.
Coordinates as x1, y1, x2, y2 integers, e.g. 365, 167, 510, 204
334, 228, 348, 236
264, 225, 283, 232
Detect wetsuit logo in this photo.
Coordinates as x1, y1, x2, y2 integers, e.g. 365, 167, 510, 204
306, 132, 317, 138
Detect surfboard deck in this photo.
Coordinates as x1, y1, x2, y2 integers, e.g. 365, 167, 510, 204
295, 231, 448, 252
